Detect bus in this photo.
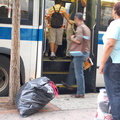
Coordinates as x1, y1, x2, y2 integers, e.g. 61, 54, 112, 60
0, 0, 119, 96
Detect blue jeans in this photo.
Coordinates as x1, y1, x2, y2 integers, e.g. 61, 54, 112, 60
66, 51, 89, 95
104, 57, 120, 120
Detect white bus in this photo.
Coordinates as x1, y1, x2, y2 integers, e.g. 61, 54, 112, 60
0, 0, 45, 96
0, 0, 119, 96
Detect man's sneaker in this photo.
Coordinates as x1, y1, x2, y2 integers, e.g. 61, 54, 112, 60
49, 56, 57, 60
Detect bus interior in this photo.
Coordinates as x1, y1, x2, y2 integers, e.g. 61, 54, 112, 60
43, 0, 119, 93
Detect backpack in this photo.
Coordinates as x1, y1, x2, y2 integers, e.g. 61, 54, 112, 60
51, 6, 63, 28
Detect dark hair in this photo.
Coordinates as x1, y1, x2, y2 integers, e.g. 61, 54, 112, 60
74, 12, 83, 20
55, 0, 61, 4
113, 2, 120, 16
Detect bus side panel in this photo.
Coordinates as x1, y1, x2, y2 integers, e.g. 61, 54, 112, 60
96, 32, 105, 87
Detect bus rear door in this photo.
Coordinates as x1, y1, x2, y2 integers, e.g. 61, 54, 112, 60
91, 0, 120, 88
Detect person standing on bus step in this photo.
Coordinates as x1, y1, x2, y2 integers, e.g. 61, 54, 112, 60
62, 13, 90, 98
99, 2, 120, 120
63, 0, 86, 59
46, 0, 73, 60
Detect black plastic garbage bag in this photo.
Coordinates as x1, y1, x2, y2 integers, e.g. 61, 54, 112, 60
15, 77, 56, 117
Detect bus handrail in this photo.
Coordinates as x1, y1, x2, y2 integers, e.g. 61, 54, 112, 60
91, 24, 96, 57
43, 21, 47, 54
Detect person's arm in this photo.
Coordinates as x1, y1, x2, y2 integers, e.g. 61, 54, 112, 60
63, 12, 74, 24
71, 26, 83, 44
65, 14, 70, 28
80, 0, 86, 7
99, 38, 116, 74
71, 25, 83, 44
46, 16, 51, 24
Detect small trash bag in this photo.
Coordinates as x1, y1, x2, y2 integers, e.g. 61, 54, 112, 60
15, 77, 57, 117
94, 89, 113, 120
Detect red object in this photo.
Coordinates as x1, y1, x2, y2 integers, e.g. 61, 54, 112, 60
50, 81, 59, 98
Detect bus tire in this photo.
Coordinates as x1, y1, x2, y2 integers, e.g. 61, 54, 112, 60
0, 55, 9, 96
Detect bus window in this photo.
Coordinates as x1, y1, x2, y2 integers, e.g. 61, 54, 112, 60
0, 0, 29, 19
0, 0, 33, 25
0, 0, 9, 18
65, 1, 86, 20
65, 3, 71, 14
21, 0, 29, 19
45, 0, 54, 15
100, 0, 116, 26
100, 6, 113, 26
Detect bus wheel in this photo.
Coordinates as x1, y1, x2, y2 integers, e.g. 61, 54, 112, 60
0, 55, 9, 96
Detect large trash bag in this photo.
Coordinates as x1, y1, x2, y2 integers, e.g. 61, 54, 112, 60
94, 89, 113, 120
15, 77, 57, 117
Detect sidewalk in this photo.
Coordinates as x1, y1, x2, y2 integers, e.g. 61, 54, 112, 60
0, 93, 98, 120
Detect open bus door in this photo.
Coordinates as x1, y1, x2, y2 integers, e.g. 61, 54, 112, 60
95, 0, 120, 88
86, 0, 120, 90
85, 0, 101, 92
43, 0, 103, 93
43, 0, 96, 93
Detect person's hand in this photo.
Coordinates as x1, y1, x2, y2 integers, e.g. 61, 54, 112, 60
86, 57, 90, 61
71, 35, 81, 44
71, 35, 75, 40
99, 63, 105, 74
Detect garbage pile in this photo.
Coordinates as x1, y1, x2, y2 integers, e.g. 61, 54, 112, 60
15, 77, 58, 117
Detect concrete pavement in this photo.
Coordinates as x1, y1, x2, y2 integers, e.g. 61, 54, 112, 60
0, 93, 98, 120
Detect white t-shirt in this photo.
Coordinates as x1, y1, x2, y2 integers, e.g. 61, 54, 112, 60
103, 19, 120, 63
